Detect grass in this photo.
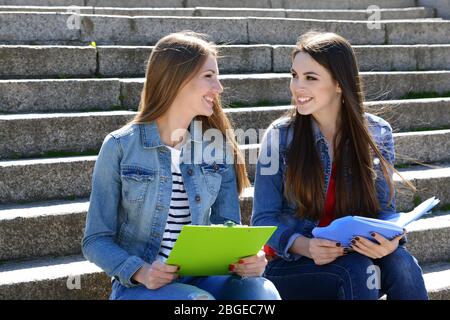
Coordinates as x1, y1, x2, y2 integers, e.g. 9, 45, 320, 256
9, 149, 99, 160
408, 125, 450, 132
413, 195, 422, 207
226, 100, 290, 108
439, 203, 450, 212
400, 91, 450, 100
394, 163, 413, 169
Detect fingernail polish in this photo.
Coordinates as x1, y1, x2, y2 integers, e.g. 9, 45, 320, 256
370, 232, 376, 237
355, 237, 360, 241
238, 260, 244, 264
229, 265, 235, 271
336, 242, 341, 247
351, 239, 356, 244
343, 248, 349, 254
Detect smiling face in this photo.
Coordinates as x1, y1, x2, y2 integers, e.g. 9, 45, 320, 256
172, 54, 223, 118
290, 51, 342, 119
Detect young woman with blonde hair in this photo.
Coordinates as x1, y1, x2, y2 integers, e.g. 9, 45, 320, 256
82, 31, 280, 300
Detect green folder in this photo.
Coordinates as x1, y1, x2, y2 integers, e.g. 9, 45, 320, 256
165, 223, 277, 276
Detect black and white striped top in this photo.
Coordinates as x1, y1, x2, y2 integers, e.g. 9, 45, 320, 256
158, 145, 191, 261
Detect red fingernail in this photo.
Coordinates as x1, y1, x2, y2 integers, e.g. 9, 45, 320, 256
370, 232, 376, 237
355, 237, 360, 241
229, 264, 235, 271
238, 260, 244, 264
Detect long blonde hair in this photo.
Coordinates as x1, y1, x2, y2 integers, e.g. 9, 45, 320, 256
132, 31, 250, 194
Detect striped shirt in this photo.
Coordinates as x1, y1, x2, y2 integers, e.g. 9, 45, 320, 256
158, 145, 191, 261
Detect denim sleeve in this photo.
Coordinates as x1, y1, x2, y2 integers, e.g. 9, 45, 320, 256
375, 122, 398, 221
210, 163, 241, 225
251, 126, 302, 261
81, 134, 145, 288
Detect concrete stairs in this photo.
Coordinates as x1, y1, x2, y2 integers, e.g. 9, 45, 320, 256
0, 0, 449, 299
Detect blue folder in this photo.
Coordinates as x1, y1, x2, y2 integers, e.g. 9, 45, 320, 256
312, 197, 440, 247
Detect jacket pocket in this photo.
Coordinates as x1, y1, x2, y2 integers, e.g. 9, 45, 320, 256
121, 165, 155, 203
200, 162, 227, 194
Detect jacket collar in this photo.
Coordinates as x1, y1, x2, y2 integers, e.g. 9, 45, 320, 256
311, 117, 326, 144
139, 120, 203, 149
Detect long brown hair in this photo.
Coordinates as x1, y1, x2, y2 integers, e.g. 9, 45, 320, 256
132, 31, 250, 194
284, 31, 414, 220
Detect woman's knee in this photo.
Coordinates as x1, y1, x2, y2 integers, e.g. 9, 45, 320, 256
331, 253, 380, 299
378, 246, 423, 279
223, 276, 281, 300
334, 251, 375, 275
110, 281, 215, 300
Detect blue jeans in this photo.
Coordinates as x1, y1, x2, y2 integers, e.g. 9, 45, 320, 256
264, 246, 428, 300
110, 275, 282, 300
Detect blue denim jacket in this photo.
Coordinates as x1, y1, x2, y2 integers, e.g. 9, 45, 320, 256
82, 121, 240, 287
252, 113, 397, 261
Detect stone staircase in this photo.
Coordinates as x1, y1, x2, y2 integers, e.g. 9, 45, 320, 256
0, 0, 449, 299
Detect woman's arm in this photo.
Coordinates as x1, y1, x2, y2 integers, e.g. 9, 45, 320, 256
81, 134, 145, 288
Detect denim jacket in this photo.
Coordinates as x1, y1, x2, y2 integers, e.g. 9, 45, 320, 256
82, 121, 240, 287
252, 113, 397, 261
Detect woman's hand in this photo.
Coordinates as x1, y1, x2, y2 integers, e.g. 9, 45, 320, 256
132, 261, 179, 290
308, 238, 347, 265
350, 230, 407, 259
230, 250, 267, 278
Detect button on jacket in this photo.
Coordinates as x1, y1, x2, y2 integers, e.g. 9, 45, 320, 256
252, 113, 398, 261
82, 121, 240, 287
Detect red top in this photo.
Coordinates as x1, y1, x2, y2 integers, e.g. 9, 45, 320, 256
318, 162, 337, 227
263, 163, 337, 258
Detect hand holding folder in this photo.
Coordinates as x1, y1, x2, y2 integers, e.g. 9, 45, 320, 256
166, 222, 277, 276
312, 197, 440, 247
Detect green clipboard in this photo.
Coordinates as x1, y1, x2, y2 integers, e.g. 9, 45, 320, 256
165, 222, 277, 276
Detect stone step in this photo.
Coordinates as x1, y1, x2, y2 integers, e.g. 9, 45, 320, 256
1, 109, 449, 162
1, 147, 449, 209
242, 129, 450, 179
0, 199, 89, 262
0, 255, 111, 300
240, 165, 450, 224
3, 44, 450, 79
0, 0, 418, 10
1, 194, 448, 264
226, 99, 450, 134
3, 72, 450, 113
1, 12, 450, 45
0, 6, 436, 20
0, 255, 447, 300
1, 98, 449, 158
422, 262, 450, 300
2, 96, 449, 131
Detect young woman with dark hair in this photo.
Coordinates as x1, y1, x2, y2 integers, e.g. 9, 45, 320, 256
252, 31, 428, 300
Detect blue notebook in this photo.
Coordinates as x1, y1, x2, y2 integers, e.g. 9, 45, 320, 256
312, 197, 440, 247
